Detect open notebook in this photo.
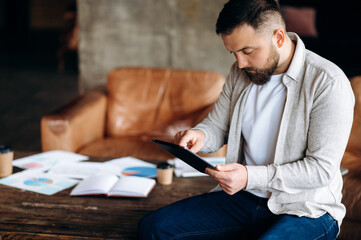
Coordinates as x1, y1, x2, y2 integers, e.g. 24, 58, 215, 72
70, 174, 156, 198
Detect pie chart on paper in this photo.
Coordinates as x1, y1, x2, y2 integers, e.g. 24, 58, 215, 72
24, 178, 54, 187
121, 166, 157, 178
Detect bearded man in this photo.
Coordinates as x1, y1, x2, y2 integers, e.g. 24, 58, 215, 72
138, 0, 355, 239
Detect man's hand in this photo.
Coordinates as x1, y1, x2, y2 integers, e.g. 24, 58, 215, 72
206, 163, 248, 195
174, 129, 206, 153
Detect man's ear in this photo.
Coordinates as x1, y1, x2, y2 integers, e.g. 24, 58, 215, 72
273, 29, 285, 48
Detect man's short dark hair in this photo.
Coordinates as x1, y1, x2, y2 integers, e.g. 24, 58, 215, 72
216, 0, 284, 35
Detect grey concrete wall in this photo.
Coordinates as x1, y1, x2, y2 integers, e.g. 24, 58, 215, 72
77, 0, 234, 91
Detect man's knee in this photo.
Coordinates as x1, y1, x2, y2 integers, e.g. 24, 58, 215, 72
138, 212, 158, 240
138, 210, 171, 240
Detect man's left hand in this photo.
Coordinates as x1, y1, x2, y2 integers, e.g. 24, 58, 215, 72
206, 163, 248, 195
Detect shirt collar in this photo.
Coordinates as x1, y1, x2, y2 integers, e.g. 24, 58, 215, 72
284, 32, 306, 83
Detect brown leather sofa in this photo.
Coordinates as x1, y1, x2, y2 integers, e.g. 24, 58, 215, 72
41, 67, 226, 161
339, 76, 361, 240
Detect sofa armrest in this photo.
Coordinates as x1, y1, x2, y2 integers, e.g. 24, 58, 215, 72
41, 87, 107, 152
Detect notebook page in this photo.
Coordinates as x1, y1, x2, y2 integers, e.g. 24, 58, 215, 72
108, 176, 156, 197
70, 174, 118, 195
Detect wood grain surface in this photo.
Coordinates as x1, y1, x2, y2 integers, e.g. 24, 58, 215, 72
0, 152, 217, 239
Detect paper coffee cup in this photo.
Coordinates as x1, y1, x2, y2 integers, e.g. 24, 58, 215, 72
0, 145, 13, 178
157, 162, 173, 185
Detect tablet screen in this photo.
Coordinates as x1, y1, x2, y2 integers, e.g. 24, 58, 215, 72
152, 139, 216, 173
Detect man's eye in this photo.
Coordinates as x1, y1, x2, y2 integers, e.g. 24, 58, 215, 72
244, 51, 254, 55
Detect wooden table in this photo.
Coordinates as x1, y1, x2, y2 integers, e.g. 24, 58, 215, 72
0, 152, 217, 239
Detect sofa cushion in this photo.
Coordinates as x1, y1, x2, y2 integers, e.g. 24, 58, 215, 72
346, 76, 361, 155
342, 151, 361, 222
106, 67, 225, 138
281, 6, 318, 37
341, 151, 361, 240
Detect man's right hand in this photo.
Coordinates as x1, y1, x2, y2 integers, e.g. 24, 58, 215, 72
174, 129, 206, 153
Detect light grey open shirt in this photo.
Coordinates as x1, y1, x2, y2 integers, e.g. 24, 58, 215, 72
194, 33, 355, 229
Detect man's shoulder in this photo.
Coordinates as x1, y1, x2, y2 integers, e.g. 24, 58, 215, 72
303, 49, 347, 81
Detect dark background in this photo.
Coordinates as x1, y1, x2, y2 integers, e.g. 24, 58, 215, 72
0, 0, 79, 151
280, 0, 361, 75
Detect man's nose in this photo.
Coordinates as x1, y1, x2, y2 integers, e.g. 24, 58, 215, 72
235, 54, 248, 69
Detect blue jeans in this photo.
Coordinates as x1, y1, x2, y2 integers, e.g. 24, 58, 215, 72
138, 190, 338, 240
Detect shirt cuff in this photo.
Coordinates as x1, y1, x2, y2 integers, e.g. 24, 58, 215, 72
245, 165, 268, 190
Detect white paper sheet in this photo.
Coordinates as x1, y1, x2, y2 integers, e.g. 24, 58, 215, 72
47, 161, 122, 179
13, 150, 88, 171
103, 157, 157, 178
0, 169, 79, 195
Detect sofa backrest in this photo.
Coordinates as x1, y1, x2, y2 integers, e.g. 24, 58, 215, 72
106, 67, 225, 139
347, 76, 361, 154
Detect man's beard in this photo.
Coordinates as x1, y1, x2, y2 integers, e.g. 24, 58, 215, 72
243, 45, 280, 85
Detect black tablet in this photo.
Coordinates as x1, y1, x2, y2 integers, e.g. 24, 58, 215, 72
152, 139, 217, 173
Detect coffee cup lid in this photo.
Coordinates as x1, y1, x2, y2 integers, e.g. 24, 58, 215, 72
157, 162, 172, 169
0, 145, 13, 154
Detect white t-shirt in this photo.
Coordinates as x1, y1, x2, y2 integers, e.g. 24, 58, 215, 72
242, 74, 286, 198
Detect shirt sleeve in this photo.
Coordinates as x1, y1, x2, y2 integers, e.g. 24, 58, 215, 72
193, 63, 238, 154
